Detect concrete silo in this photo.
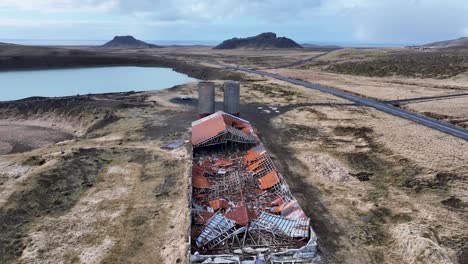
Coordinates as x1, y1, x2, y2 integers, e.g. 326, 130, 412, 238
198, 81, 215, 118
223, 81, 240, 116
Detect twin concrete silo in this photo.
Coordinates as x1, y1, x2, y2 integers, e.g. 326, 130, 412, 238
198, 82, 215, 117
223, 81, 240, 116
198, 81, 240, 117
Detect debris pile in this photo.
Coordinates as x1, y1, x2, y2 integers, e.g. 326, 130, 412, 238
190, 111, 318, 263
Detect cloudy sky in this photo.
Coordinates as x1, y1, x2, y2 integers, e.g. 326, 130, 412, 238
0, 0, 467, 45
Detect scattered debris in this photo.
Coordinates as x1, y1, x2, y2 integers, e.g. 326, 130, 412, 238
161, 139, 186, 150
190, 111, 319, 263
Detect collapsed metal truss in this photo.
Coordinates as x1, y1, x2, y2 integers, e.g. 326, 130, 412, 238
190, 111, 319, 263
194, 128, 258, 148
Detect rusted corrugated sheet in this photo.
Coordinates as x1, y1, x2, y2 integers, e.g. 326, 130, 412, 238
192, 113, 226, 145
193, 174, 213, 188
223, 115, 254, 134
209, 199, 232, 210
194, 211, 215, 224
213, 159, 234, 166
192, 111, 257, 147
223, 203, 255, 226
243, 145, 267, 163
258, 170, 281, 189
247, 157, 266, 171
192, 164, 213, 188
281, 199, 307, 220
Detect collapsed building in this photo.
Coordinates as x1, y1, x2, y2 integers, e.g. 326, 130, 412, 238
189, 82, 319, 264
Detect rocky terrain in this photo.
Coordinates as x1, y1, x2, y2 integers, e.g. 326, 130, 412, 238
101, 36, 160, 49
214, 32, 302, 49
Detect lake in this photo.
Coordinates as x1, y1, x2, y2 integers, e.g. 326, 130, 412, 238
0, 66, 196, 101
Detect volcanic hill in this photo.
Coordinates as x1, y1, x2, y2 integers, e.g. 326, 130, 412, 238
102, 36, 160, 49
214, 32, 303, 49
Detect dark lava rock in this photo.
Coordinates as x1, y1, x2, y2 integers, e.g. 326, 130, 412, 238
214, 32, 303, 49
351, 172, 373, 181
102, 35, 160, 49
441, 196, 464, 209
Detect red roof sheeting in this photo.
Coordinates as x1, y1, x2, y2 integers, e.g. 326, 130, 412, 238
209, 199, 232, 210
191, 111, 255, 146
281, 200, 307, 219
192, 164, 213, 188
213, 159, 234, 167
195, 211, 215, 224
243, 145, 267, 163
193, 174, 213, 188
223, 203, 255, 226
192, 113, 227, 145
259, 170, 280, 189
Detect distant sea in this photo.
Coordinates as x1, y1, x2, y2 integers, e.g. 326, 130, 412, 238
0, 39, 219, 46
0, 39, 410, 48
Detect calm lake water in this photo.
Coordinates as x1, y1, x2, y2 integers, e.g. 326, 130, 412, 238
0, 67, 196, 101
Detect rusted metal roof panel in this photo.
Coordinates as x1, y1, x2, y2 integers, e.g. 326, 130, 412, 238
192, 113, 227, 145
194, 210, 215, 224
247, 157, 267, 171
193, 174, 213, 188
209, 199, 232, 210
192, 111, 257, 147
223, 203, 255, 226
243, 145, 267, 163
281, 199, 307, 220
259, 170, 280, 189
213, 159, 234, 167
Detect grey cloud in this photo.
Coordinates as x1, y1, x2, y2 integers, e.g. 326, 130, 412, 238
1, 0, 468, 43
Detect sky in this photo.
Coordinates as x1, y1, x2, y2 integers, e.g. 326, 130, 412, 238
0, 0, 467, 45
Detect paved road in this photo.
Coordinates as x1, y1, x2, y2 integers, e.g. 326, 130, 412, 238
274, 51, 334, 69
226, 66, 468, 141
386, 92, 468, 104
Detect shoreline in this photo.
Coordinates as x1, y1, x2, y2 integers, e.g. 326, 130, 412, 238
0, 46, 244, 81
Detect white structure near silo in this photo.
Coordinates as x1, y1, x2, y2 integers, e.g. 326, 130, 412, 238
223, 81, 240, 116
198, 81, 215, 117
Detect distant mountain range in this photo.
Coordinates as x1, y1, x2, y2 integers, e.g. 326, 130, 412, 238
413, 37, 468, 49
101, 36, 160, 49
214, 32, 302, 49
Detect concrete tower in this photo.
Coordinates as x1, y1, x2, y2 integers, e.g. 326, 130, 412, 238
198, 81, 215, 118
223, 81, 240, 116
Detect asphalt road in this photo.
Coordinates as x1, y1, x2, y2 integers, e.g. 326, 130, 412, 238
385, 92, 468, 104
274, 51, 335, 69
226, 66, 468, 141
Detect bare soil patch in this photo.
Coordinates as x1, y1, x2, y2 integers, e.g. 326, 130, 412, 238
0, 125, 72, 155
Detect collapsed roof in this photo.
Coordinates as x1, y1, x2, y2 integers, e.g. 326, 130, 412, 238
192, 111, 259, 148
190, 111, 318, 263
